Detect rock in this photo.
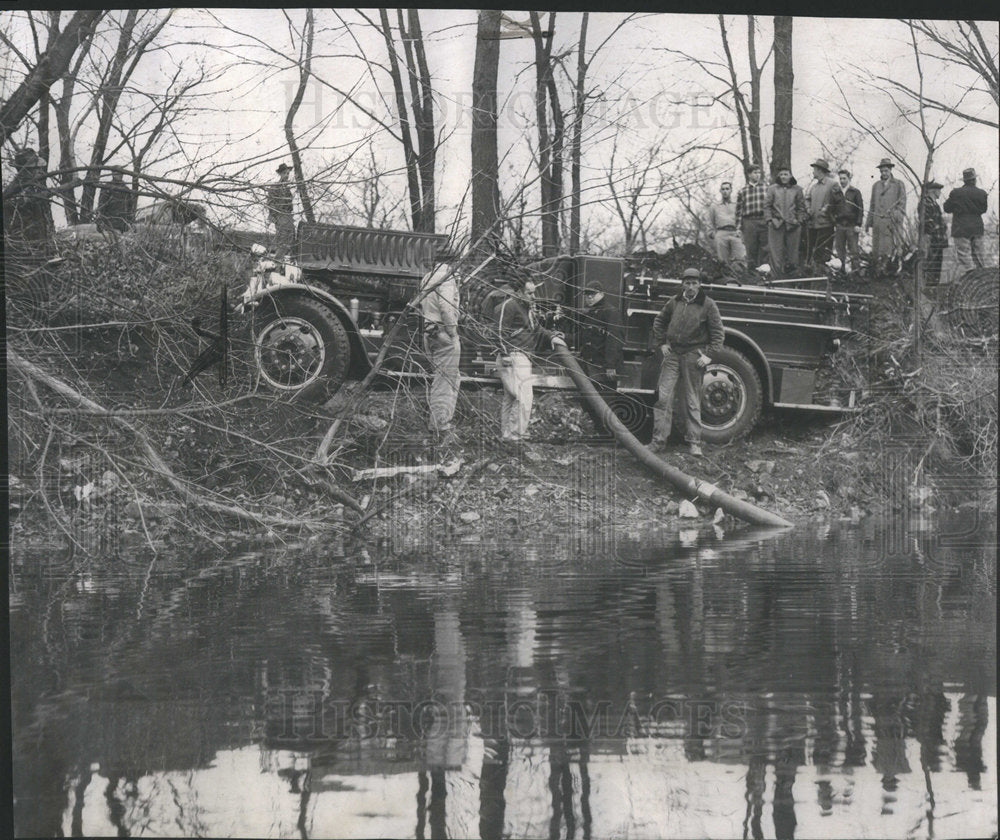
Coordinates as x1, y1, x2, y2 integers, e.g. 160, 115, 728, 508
747, 460, 775, 474
712, 507, 725, 524
732, 488, 750, 501
678, 499, 700, 518
438, 458, 463, 477
458, 511, 481, 523
524, 484, 539, 497
815, 489, 831, 509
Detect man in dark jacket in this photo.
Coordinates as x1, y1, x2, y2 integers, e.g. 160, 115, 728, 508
97, 168, 135, 233
487, 278, 565, 442
830, 168, 864, 273
3, 148, 54, 246
943, 167, 988, 274
578, 283, 624, 383
919, 181, 948, 285
649, 268, 725, 456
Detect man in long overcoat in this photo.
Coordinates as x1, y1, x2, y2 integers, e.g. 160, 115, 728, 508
865, 158, 907, 273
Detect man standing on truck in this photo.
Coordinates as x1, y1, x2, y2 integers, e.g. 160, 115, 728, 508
736, 164, 768, 270
943, 167, 988, 274
804, 158, 839, 268
420, 249, 462, 447
649, 268, 724, 457
866, 158, 907, 275
486, 276, 566, 443
267, 162, 295, 260
707, 181, 745, 270
919, 180, 948, 286
830, 168, 864, 274
764, 167, 808, 279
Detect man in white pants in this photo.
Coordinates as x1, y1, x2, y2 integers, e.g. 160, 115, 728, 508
487, 278, 563, 442
420, 250, 461, 445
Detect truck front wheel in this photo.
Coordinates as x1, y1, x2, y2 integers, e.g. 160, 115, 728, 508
253, 296, 351, 398
699, 346, 763, 443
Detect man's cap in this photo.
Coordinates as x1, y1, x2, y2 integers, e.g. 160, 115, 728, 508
837, 168, 851, 177
924, 179, 944, 190
877, 158, 895, 169
276, 162, 291, 173
584, 283, 604, 295
962, 167, 976, 181
811, 158, 831, 172
681, 268, 701, 280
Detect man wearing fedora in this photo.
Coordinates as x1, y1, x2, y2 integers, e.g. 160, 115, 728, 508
804, 158, 839, 268
919, 180, 948, 286
865, 158, 907, 274
267, 162, 295, 259
943, 167, 988, 274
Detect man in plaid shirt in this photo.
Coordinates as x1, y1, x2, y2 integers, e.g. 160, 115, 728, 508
736, 164, 768, 269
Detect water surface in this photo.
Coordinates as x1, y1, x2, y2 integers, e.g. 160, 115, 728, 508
10, 516, 997, 839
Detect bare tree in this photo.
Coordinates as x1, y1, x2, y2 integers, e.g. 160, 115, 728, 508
283, 9, 316, 224
0, 9, 104, 145
875, 19, 999, 129
529, 11, 564, 256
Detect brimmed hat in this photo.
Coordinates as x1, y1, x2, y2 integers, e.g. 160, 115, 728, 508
924, 179, 944, 190
681, 268, 701, 280
276, 162, 291, 173
811, 158, 831, 172
962, 167, 976, 181
877, 158, 895, 169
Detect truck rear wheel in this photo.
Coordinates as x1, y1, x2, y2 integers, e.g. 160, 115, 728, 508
253, 296, 351, 399
700, 346, 763, 443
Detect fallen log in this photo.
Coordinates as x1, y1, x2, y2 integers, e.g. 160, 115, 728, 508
550, 344, 794, 529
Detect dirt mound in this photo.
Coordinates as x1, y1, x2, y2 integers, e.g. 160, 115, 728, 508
628, 243, 729, 281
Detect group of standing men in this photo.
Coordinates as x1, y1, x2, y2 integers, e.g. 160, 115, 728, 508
706, 158, 989, 280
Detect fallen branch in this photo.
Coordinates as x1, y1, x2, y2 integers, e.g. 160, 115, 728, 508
10, 348, 338, 532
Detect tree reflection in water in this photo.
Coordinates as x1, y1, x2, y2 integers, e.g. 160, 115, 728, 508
9, 519, 998, 839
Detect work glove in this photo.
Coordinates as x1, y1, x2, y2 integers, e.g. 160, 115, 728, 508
696, 352, 712, 369
660, 343, 672, 356
550, 332, 567, 349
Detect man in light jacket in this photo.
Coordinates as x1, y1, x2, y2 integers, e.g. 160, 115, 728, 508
865, 158, 907, 274
764, 167, 808, 279
804, 158, 839, 268
420, 249, 462, 445
649, 268, 724, 457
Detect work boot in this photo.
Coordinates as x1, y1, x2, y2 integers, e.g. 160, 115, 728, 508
688, 443, 703, 456
649, 437, 669, 453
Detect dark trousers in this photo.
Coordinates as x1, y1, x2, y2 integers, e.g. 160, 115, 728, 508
741, 217, 768, 268
804, 226, 835, 267
581, 360, 617, 436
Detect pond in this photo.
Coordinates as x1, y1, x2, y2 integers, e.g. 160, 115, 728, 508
9, 515, 997, 839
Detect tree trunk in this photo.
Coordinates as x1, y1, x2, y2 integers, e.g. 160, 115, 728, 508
569, 13, 589, 255
746, 16, 764, 167
530, 12, 560, 257
772, 16, 794, 170
285, 9, 316, 224
79, 11, 139, 221
471, 10, 501, 252
403, 10, 436, 233
378, 8, 423, 232
54, 26, 95, 226
0, 9, 104, 145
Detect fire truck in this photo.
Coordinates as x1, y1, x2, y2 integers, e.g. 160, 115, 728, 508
235, 222, 868, 443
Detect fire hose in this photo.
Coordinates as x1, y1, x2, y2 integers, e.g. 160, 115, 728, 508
550, 343, 794, 529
